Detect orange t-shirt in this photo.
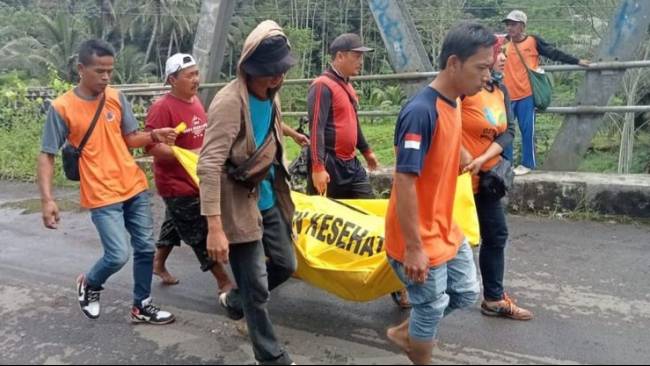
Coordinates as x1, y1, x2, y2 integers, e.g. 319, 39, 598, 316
504, 36, 539, 101
49, 87, 148, 209
461, 87, 509, 193
385, 87, 464, 267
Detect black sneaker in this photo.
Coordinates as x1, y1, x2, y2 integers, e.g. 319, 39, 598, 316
76, 274, 101, 319
130, 297, 175, 325
219, 291, 244, 320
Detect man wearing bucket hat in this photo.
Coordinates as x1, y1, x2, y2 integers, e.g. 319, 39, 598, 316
502, 10, 589, 175
198, 20, 298, 365
145, 53, 234, 296
307, 33, 380, 199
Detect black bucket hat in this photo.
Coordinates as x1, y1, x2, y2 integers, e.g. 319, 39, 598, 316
242, 35, 297, 76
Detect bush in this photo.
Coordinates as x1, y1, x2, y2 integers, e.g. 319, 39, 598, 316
0, 72, 72, 184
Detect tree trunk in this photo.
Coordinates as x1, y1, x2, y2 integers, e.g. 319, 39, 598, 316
145, 16, 158, 65
321, 0, 328, 71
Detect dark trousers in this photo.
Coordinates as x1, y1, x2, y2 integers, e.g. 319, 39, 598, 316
307, 155, 374, 199
476, 192, 509, 301
228, 206, 296, 364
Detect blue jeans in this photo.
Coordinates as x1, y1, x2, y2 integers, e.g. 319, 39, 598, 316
86, 191, 155, 306
475, 193, 509, 301
504, 95, 536, 169
389, 241, 480, 342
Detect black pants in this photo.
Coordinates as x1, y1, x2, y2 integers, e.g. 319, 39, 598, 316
476, 192, 509, 301
227, 206, 296, 364
307, 155, 374, 199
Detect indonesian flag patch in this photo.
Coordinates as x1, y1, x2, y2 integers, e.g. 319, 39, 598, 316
404, 133, 422, 150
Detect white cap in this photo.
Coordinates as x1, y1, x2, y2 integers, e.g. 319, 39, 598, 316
503, 10, 527, 25
164, 53, 197, 82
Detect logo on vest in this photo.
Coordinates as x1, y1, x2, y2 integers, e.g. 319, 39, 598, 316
106, 111, 115, 122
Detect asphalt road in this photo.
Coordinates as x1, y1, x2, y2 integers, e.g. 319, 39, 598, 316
1, 181, 649, 365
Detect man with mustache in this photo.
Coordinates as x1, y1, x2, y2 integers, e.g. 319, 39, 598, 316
307, 33, 379, 199
145, 53, 234, 296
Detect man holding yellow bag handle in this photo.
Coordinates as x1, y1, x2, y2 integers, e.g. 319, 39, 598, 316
145, 53, 234, 295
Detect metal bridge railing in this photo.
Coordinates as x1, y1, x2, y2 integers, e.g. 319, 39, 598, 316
35, 60, 650, 117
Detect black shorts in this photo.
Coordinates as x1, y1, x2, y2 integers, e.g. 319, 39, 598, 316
156, 196, 214, 272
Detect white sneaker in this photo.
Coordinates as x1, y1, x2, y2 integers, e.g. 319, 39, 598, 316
513, 165, 532, 176
76, 274, 101, 319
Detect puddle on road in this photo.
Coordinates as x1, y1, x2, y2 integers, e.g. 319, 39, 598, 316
0, 198, 85, 215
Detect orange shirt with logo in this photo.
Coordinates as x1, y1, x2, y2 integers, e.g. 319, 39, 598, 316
504, 36, 539, 101
385, 87, 465, 267
461, 87, 509, 193
50, 87, 148, 209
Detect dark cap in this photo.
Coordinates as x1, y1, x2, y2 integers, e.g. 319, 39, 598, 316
242, 35, 297, 77
329, 33, 374, 55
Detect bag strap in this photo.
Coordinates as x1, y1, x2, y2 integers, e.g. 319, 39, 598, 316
512, 40, 532, 73
78, 93, 106, 152
229, 104, 279, 169
322, 71, 358, 108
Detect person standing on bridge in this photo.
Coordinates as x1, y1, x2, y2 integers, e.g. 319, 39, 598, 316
461, 37, 533, 320
502, 10, 589, 175
144, 53, 234, 295
307, 33, 380, 198
384, 22, 492, 364
37, 39, 176, 325
198, 21, 297, 365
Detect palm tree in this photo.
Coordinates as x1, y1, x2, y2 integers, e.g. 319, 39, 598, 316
113, 45, 157, 84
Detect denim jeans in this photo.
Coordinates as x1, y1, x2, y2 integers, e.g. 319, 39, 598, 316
389, 241, 480, 342
476, 193, 509, 301
86, 191, 155, 306
228, 206, 296, 364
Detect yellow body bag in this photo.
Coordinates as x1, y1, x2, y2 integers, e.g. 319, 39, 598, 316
171, 147, 480, 302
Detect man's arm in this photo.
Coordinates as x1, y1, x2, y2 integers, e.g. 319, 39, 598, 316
37, 153, 59, 229
38, 106, 69, 229
199, 92, 242, 263
282, 122, 309, 147
535, 35, 588, 66
124, 129, 177, 148
119, 92, 177, 148
307, 82, 332, 194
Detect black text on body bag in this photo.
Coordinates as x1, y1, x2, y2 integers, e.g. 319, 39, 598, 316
61, 94, 106, 181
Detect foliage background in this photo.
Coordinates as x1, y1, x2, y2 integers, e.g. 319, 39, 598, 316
0, 0, 648, 182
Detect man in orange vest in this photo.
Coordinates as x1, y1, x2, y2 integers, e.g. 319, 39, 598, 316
38, 39, 176, 325
502, 10, 589, 175
307, 33, 380, 198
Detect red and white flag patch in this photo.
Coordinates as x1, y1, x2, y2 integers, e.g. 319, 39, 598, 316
404, 133, 422, 150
